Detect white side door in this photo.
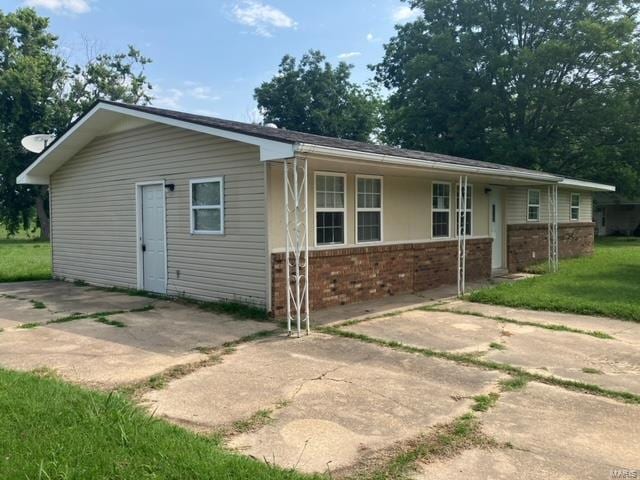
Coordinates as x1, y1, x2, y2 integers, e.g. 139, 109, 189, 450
489, 190, 504, 270
141, 184, 166, 293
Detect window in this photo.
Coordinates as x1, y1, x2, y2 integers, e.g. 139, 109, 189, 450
190, 178, 223, 234
316, 173, 346, 246
571, 193, 580, 221
528, 189, 540, 222
432, 182, 451, 237
455, 184, 473, 236
356, 176, 382, 243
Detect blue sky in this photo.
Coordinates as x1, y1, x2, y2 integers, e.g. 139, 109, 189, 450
2, 0, 420, 121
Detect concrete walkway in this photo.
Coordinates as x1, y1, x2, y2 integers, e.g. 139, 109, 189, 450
0, 281, 278, 388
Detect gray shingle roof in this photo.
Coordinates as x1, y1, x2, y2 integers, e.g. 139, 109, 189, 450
101, 100, 553, 178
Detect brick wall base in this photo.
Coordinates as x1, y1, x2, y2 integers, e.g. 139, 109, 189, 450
507, 222, 595, 272
271, 238, 492, 317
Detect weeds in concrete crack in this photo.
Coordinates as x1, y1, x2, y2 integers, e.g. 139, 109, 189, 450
17, 322, 39, 329
30, 300, 46, 309
94, 317, 126, 328
317, 326, 640, 405
499, 375, 529, 391
422, 306, 614, 340
472, 392, 500, 412
344, 413, 503, 480
582, 367, 604, 375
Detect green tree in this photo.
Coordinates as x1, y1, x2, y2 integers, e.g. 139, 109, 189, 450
375, 0, 640, 194
255, 50, 380, 141
0, 7, 151, 239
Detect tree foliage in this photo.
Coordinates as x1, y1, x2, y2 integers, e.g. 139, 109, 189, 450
0, 7, 151, 238
375, 0, 640, 194
255, 50, 380, 141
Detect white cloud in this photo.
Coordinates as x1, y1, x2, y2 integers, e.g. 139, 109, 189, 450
366, 32, 374, 41
337, 52, 361, 60
231, 0, 297, 37
189, 85, 221, 101
24, 0, 91, 14
392, 5, 420, 23
152, 87, 184, 110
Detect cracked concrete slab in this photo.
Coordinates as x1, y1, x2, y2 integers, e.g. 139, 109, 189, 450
0, 280, 160, 327
444, 300, 640, 346
0, 282, 278, 388
144, 334, 504, 473
347, 309, 640, 395
414, 383, 640, 480
344, 309, 512, 353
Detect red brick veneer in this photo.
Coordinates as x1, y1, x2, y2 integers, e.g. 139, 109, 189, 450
507, 222, 595, 272
271, 238, 492, 317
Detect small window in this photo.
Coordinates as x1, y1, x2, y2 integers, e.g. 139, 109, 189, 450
316, 173, 346, 246
432, 182, 451, 237
455, 184, 473, 236
190, 178, 223, 234
571, 193, 580, 221
356, 176, 382, 243
528, 189, 540, 222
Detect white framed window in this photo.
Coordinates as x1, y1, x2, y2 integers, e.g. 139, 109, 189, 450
455, 184, 473, 236
356, 175, 383, 243
571, 193, 580, 221
432, 182, 451, 238
190, 177, 224, 234
315, 172, 346, 246
528, 189, 540, 222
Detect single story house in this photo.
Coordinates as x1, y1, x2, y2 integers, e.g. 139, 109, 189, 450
18, 101, 614, 318
594, 193, 640, 236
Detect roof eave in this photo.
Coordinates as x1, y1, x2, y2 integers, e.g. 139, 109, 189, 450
17, 102, 296, 185
558, 178, 616, 192
294, 143, 561, 183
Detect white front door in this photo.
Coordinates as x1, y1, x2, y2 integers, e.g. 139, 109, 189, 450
489, 190, 504, 270
140, 184, 166, 293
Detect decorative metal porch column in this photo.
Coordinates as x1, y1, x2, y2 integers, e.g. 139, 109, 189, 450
283, 156, 310, 337
457, 175, 469, 297
547, 184, 559, 272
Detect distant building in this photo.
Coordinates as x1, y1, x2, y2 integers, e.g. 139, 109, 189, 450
594, 193, 640, 236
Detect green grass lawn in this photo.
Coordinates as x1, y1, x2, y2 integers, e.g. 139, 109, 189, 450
469, 237, 640, 322
0, 368, 318, 480
0, 224, 51, 282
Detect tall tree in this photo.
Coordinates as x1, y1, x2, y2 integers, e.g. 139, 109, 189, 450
0, 7, 151, 239
255, 50, 380, 141
375, 0, 640, 194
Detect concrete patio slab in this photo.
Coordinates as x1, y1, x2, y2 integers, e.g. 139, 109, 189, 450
144, 333, 504, 473
0, 280, 160, 327
346, 309, 640, 395
344, 309, 513, 353
415, 383, 640, 479
444, 300, 640, 346
0, 286, 279, 388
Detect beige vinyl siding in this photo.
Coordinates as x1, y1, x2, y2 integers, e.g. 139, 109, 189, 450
505, 187, 592, 224
268, 161, 491, 251
50, 123, 267, 305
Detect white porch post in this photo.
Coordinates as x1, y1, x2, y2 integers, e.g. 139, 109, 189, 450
283, 156, 310, 337
547, 184, 559, 272
457, 175, 469, 296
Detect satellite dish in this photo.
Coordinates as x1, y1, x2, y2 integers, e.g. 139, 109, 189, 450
21, 134, 56, 154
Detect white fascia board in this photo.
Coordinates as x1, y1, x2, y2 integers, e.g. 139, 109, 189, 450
559, 178, 616, 192
17, 102, 295, 185
294, 143, 562, 183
